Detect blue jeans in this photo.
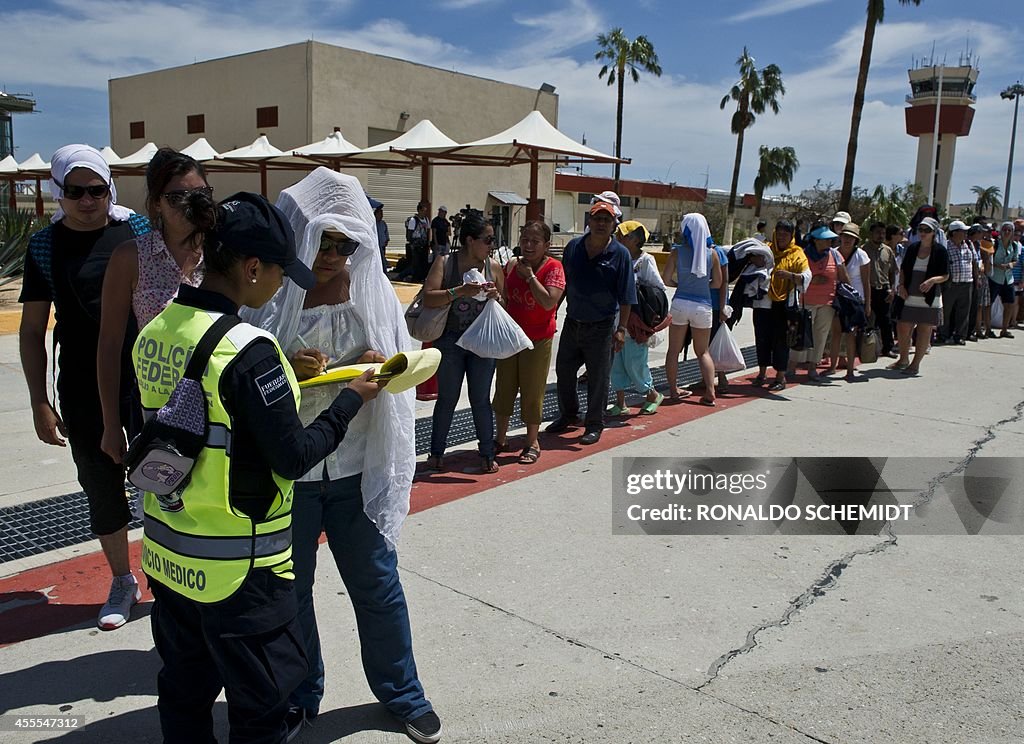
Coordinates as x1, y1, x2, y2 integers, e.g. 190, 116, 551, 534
289, 474, 431, 722
431, 329, 497, 458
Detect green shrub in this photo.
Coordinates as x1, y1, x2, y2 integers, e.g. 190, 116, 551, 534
0, 209, 43, 287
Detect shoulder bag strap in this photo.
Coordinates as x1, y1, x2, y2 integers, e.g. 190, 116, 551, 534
182, 314, 241, 381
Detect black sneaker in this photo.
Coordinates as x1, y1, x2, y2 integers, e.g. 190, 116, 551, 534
580, 429, 603, 445
545, 417, 582, 434
405, 710, 442, 743
285, 706, 314, 743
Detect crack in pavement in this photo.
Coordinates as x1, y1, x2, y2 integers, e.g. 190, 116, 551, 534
401, 566, 838, 743
698, 397, 1024, 690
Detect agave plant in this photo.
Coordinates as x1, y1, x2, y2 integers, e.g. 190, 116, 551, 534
0, 209, 42, 287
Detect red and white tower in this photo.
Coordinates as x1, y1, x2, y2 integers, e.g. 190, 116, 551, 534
905, 58, 979, 208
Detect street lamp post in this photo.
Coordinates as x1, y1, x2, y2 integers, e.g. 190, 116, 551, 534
1000, 82, 1024, 221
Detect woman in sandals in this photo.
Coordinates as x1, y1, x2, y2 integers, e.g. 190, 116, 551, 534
248, 168, 442, 744
662, 214, 723, 406
423, 211, 504, 474
608, 220, 666, 416
890, 216, 949, 376
493, 221, 564, 465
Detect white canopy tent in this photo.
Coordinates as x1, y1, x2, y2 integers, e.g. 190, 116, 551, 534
99, 147, 121, 166
218, 135, 288, 195
395, 111, 625, 219
112, 142, 159, 170
15, 154, 51, 215
1, 155, 20, 212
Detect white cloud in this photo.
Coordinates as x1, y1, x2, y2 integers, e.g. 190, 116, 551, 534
6, 2, 1022, 204
726, 0, 832, 24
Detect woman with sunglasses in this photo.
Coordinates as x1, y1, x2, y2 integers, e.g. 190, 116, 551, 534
890, 216, 949, 375
989, 221, 1021, 338
97, 148, 212, 466
423, 211, 504, 473
19, 144, 152, 631
247, 168, 442, 744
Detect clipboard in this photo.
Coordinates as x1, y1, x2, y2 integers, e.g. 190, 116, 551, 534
298, 348, 442, 394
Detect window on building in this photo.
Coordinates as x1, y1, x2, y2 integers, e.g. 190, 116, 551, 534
577, 192, 594, 205
256, 106, 279, 128
129, 121, 145, 139
187, 114, 205, 134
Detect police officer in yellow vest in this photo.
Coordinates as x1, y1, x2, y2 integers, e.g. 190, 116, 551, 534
134, 192, 382, 743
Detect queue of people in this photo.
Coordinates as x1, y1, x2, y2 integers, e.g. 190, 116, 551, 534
16, 143, 1024, 744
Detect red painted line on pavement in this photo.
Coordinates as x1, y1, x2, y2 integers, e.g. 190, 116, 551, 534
0, 375, 777, 647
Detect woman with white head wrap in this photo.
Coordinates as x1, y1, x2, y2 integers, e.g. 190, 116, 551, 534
19, 143, 151, 632
244, 168, 440, 741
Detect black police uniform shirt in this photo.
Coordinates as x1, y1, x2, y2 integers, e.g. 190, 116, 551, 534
19, 220, 137, 399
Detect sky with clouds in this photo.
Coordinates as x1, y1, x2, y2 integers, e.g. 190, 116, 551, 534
3, 0, 1022, 205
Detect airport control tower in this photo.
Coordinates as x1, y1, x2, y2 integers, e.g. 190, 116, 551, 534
0, 91, 36, 160
905, 56, 979, 208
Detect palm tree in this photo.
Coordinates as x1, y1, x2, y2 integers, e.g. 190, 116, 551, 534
595, 28, 662, 190
720, 47, 785, 243
753, 146, 799, 218
866, 183, 914, 227
971, 185, 1002, 219
839, 0, 923, 210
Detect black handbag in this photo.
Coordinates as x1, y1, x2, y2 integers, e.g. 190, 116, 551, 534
786, 291, 813, 351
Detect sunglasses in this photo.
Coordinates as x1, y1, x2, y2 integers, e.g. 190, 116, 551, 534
58, 181, 110, 200
162, 186, 214, 207
319, 234, 359, 256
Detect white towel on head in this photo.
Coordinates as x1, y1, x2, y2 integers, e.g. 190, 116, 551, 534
49, 144, 134, 224
681, 213, 712, 278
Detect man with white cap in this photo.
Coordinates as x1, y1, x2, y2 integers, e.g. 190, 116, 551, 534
940, 220, 976, 345
19, 144, 151, 630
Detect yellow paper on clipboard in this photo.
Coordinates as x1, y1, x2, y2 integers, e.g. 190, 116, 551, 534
298, 348, 442, 394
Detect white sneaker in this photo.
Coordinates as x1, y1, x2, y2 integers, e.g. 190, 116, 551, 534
98, 574, 142, 630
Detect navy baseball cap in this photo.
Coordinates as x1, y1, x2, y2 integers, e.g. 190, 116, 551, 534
215, 192, 315, 290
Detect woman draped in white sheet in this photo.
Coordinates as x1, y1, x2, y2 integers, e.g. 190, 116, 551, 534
245, 168, 441, 744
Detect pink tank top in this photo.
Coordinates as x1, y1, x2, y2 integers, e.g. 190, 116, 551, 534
133, 231, 204, 328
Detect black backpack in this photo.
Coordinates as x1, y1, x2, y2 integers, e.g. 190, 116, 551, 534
635, 282, 669, 328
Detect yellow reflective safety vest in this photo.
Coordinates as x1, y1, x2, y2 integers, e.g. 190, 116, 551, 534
133, 302, 300, 603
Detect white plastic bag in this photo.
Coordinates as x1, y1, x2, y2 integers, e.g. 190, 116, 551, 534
456, 299, 534, 359
709, 322, 745, 372
991, 297, 1004, 329
463, 268, 489, 301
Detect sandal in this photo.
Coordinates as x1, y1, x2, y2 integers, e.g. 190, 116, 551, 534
698, 397, 716, 407
424, 455, 444, 472
887, 360, 909, 370
518, 446, 540, 465
480, 457, 499, 474
639, 392, 665, 415
767, 381, 786, 392
751, 374, 766, 387
606, 404, 630, 417
1000, 330, 1015, 339
669, 389, 693, 401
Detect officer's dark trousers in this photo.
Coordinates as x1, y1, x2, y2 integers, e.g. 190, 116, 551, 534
150, 573, 308, 744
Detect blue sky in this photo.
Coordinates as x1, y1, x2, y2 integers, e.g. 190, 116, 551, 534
4, 0, 1022, 205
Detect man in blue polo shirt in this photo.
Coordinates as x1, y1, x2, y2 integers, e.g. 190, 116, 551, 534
547, 200, 637, 444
